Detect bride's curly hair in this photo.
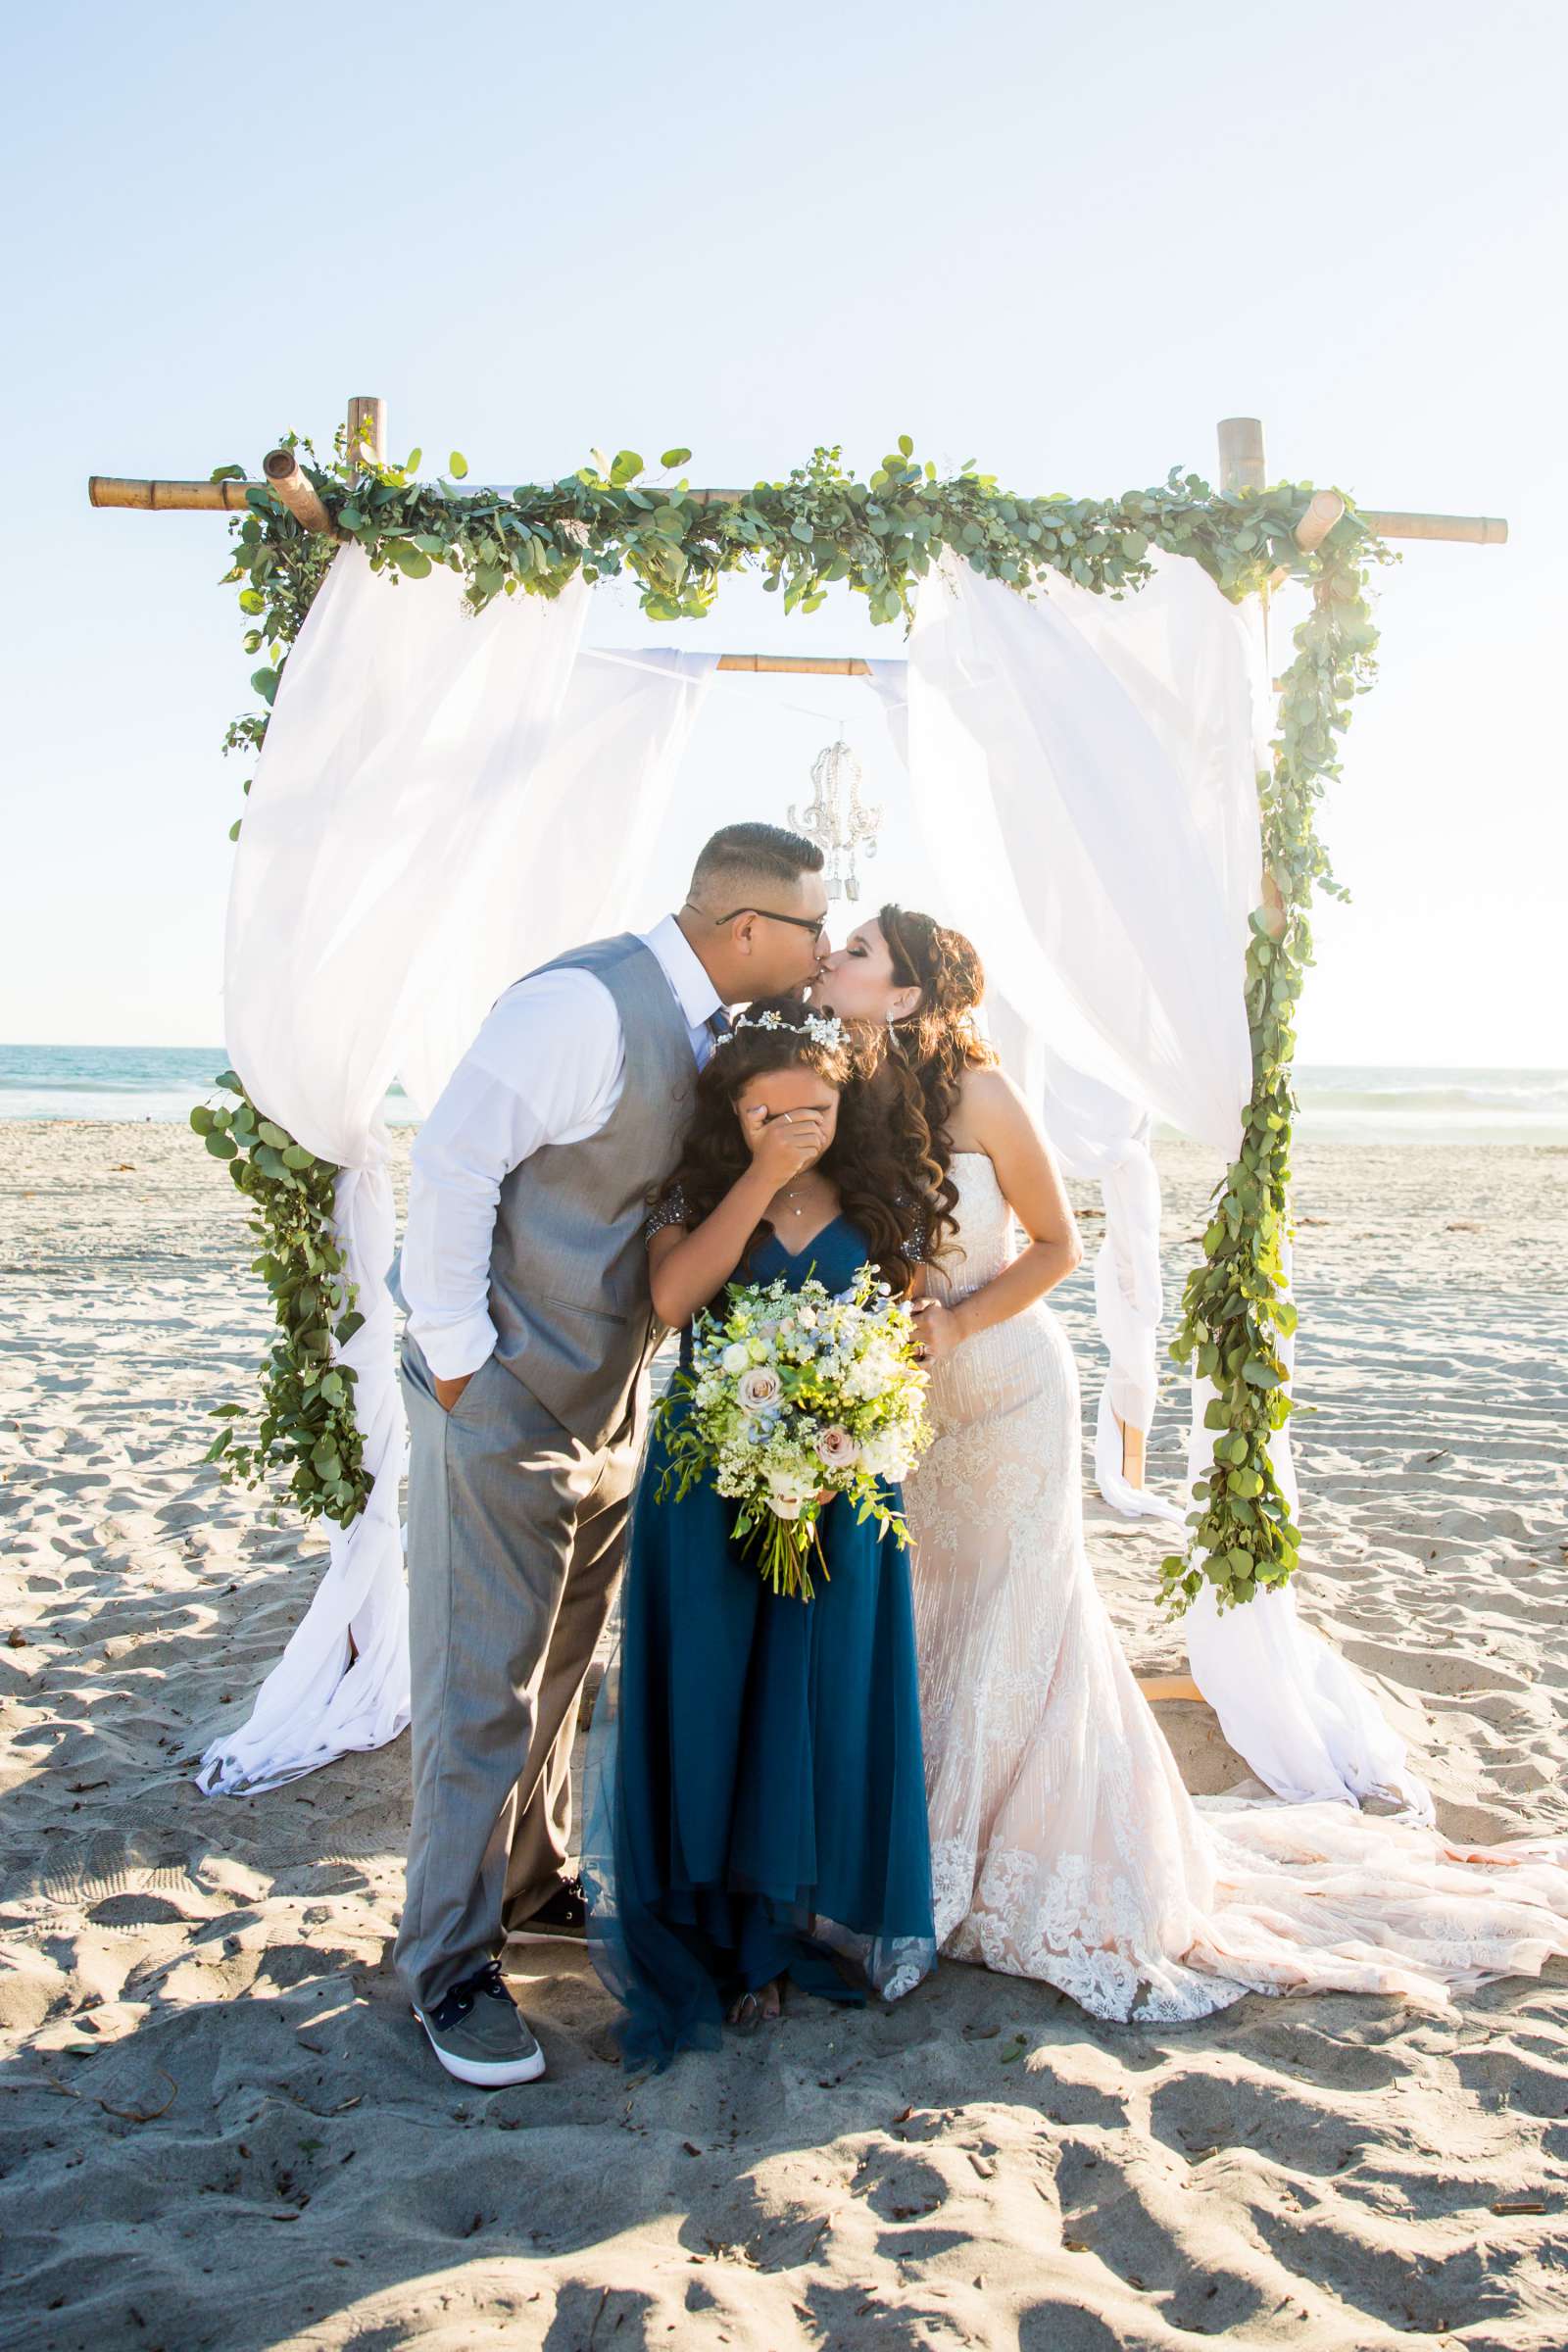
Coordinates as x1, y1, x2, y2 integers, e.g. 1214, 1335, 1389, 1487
878, 904, 997, 1258
650, 998, 927, 1297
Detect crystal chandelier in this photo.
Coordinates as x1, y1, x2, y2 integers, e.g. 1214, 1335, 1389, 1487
788, 736, 883, 902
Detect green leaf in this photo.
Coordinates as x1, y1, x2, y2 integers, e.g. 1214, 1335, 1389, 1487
189, 1104, 215, 1135
610, 450, 645, 487
661, 447, 692, 468
1242, 1358, 1282, 1389
898, 433, 914, 458
250, 667, 278, 706
257, 1120, 290, 1149
448, 450, 469, 479
282, 1144, 314, 1170
238, 589, 266, 614
205, 1131, 238, 1160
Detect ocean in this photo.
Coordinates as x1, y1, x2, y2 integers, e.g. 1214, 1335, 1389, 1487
2, 1045, 1566, 1147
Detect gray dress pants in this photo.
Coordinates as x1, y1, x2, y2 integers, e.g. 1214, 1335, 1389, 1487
395, 1336, 642, 2013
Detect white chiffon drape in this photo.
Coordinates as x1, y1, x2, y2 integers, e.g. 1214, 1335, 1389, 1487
202, 548, 714, 1792
888, 556, 1431, 1815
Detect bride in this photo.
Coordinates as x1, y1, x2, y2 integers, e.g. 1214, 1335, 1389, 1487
817, 905, 1568, 2021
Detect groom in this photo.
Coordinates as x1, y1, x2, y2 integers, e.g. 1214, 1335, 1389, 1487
395, 822, 830, 2084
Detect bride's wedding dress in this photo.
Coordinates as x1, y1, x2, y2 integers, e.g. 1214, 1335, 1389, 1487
904, 1152, 1568, 2021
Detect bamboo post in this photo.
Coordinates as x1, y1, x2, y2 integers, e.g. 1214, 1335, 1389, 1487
347, 394, 386, 477
262, 448, 335, 537
1217, 416, 1267, 496
1294, 489, 1346, 555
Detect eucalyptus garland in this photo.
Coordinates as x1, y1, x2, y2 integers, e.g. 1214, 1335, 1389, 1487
193, 1076, 368, 1528
1159, 552, 1384, 1609
203, 426, 1387, 1597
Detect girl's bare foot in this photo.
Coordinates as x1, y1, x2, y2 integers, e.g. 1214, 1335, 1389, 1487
727, 1978, 784, 2032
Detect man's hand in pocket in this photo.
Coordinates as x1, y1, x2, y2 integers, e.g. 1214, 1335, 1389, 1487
434, 1372, 474, 1414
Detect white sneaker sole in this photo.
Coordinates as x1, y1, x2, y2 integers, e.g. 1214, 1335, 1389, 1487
414, 2006, 547, 2086
506, 1925, 587, 1947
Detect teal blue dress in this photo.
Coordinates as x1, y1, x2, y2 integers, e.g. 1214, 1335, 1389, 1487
582, 1213, 936, 2066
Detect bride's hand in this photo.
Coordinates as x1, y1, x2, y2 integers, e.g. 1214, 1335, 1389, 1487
909, 1298, 963, 1368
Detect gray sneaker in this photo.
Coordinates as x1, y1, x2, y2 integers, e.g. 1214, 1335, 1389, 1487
414, 1959, 546, 2087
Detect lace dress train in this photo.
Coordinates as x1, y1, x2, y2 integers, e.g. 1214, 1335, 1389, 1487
904, 1154, 1568, 2023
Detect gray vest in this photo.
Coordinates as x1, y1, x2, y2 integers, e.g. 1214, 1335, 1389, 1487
489, 934, 701, 1446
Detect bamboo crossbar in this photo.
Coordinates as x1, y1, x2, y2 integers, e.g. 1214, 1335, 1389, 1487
1358, 509, 1508, 545
85, 472, 1510, 547
716, 653, 872, 675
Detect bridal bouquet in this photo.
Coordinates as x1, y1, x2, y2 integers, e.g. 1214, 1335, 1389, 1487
656, 1264, 932, 1600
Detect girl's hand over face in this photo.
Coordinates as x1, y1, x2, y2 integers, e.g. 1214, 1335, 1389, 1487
745, 1104, 831, 1191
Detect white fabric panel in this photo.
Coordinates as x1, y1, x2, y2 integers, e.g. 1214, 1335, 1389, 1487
397, 646, 717, 1118
874, 554, 1260, 1529
895, 558, 1424, 1810
224, 547, 591, 1169
202, 558, 712, 1794
903, 553, 1257, 1152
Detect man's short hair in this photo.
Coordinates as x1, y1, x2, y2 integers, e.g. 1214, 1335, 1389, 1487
689, 822, 825, 907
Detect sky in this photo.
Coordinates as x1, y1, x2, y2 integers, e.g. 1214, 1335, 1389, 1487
4, 0, 1565, 1067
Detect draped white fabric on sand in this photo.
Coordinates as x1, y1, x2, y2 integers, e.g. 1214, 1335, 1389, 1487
202, 546, 715, 1791
884, 555, 1429, 1813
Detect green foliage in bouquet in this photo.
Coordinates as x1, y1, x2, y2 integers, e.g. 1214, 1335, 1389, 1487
203, 425, 1389, 1587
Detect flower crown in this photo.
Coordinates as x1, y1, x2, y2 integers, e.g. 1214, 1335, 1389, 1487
714, 1006, 848, 1054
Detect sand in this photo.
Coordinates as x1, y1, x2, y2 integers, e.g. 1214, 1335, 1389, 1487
2, 1122, 1566, 2352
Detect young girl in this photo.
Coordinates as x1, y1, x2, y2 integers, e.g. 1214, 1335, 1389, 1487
582, 999, 937, 2064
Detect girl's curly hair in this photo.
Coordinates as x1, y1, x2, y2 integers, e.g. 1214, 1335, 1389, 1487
878, 904, 997, 1257
650, 998, 928, 1297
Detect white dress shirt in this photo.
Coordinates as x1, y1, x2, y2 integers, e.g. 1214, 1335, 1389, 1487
402, 915, 724, 1379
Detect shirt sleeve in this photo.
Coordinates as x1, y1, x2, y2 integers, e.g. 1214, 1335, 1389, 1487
402, 971, 623, 1379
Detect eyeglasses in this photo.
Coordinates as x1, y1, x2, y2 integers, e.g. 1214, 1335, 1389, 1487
688, 900, 831, 948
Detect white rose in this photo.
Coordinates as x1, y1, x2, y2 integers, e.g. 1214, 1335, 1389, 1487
721, 1343, 752, 1375
816, 1425, 859, 1471
738, 1365, 783, 1414
858, 1430, 900, 1479
766, 1471, 807, 1519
